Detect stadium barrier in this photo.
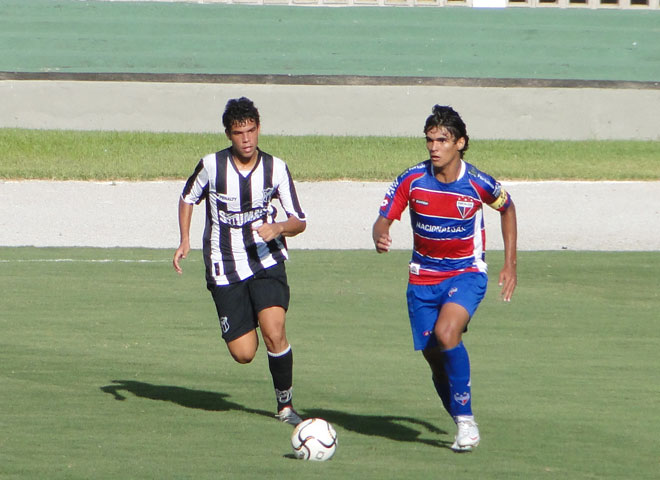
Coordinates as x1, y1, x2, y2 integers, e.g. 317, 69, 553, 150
194, 0, 659, 8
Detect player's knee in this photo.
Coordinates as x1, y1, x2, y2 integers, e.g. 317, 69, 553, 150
262, 332, 287, 353
226, 330, 259, 364
230, 351, 256, 364
227, 343, 257, 364
435, 327, 461, 350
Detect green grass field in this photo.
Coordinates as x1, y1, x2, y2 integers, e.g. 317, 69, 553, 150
1, 247, 659, 479
2, 128, 659, 181
2, 1, 658, 477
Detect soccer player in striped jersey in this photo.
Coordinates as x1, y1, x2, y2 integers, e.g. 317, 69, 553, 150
372, 105, 517, 451
173, 97, 307, 426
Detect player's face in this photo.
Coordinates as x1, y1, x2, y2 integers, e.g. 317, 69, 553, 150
226, 119, 260, 163
425, 126, 465, 170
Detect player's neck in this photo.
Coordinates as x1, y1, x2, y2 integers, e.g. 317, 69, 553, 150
433, 159, 462, 184
231, 149, 259, 171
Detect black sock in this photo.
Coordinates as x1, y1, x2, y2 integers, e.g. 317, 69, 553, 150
268, 345, 293, 411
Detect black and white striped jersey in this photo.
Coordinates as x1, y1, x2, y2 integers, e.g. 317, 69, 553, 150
181, 147, 306, 286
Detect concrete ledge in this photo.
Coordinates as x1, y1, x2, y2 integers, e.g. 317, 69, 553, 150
2, 80, 660, 140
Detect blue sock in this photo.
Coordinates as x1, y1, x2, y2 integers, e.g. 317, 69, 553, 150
442, 341, 473, 418
431, 374, 452, 415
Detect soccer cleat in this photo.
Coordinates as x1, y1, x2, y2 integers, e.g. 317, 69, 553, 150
451, 416, 480, 452
275, 406, 303, 426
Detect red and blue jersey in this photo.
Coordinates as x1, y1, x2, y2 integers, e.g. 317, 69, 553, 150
379, 160, 511, 285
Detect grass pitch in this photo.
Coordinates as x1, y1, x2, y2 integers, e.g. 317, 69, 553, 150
1, 247, 659, 479
1, 128, 659, 181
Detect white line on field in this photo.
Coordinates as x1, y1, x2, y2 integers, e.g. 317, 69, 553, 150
0, 259, 173, 263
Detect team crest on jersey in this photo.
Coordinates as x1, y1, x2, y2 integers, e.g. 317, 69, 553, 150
456, 198, 475, 219
220, 316, 230, 334
262, 187, 276, 202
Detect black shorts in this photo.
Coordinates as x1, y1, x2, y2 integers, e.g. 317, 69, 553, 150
208, 263, 290, 343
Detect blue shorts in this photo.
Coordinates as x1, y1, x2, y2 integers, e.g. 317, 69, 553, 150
406, 272, 488, 351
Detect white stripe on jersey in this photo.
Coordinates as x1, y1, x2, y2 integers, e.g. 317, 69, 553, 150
471, 209, 487, 273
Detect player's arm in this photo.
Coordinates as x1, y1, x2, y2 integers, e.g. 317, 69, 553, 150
372, 215, 394, 253
254, 214, 306, 243
173, 198, 194, 274
256, 163, 307, 243
373, 175, 410, 254
498, 200, 518, 302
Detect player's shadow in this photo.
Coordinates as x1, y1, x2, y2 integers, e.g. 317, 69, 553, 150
99, 379, 273, 420
100, 380, 452, 449
304, 408, 452, 449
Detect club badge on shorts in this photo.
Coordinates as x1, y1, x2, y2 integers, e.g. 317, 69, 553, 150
220, 316, 230, 334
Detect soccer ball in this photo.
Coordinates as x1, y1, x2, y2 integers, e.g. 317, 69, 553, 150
291, 418, 338, 461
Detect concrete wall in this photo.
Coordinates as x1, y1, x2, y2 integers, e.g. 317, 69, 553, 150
2, 80, 659, 140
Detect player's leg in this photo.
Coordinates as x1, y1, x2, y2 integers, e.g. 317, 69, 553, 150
209, 281, 260, 364
423, 344, 479, 452
258, 305, 289, 353
434, 302, 470, 351
407, 283, 458, 433
422, 348, 451, 415
433, 272, 488, 451
260, 308, 300, 425
250, 263, 301, 425
434, 304, 479, 451
226, 330, 259, 364
258, 305, 299, 423
408, 282, 451, 409
433, 285, 481, 420
434, 302, 474, 419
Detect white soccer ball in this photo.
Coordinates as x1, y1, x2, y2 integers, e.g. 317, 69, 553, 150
291, 418, 338, 461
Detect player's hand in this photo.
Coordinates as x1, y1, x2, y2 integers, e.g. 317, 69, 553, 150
253, 221, 283, 243
498, 264, 517, 302
173, 242, 190, 274
374, 233, 392, 253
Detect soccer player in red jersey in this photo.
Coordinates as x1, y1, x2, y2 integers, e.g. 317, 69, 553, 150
373, 105, 517, 451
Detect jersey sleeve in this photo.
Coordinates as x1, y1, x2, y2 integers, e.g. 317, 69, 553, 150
487, 182, 511, 211
379, 166, 425, 221
181, 158, 209, 205
275, 162, 306, 221
467, 164, 511, 212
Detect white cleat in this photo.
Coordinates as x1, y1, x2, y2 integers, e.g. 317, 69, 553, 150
450, 440, 475, 452
275, 406, 303, 426
451, 416, 480, 452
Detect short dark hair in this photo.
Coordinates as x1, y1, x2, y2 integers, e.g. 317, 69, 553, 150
222, 97, 260, 131
424, 105, 469, 157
